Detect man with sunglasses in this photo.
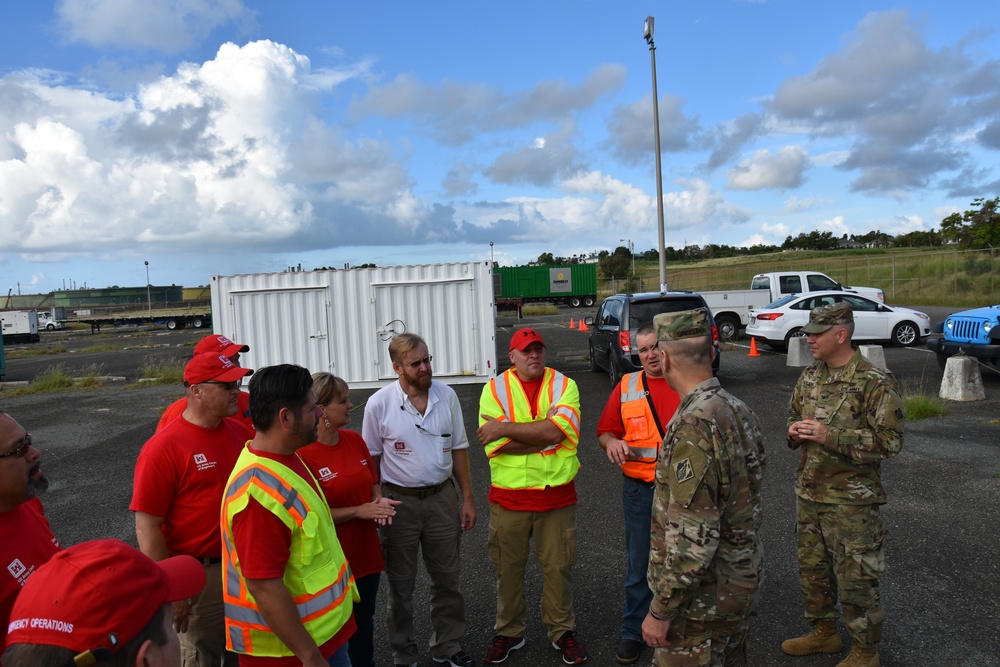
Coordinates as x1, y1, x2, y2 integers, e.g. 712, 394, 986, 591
0, 410, 61, 662
131, 352, 254, 667
157, 334, 254, 433
783, 302, 904, 667
361, 333, 477, 667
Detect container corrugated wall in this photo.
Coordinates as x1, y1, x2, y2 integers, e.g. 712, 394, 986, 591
210, 262, 496, 389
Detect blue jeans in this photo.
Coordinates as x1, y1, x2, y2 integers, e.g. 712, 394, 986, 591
326, 642, 352, 667
621, 475, 654, 642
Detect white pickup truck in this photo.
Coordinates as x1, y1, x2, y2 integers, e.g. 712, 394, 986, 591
699, 271, 885, 340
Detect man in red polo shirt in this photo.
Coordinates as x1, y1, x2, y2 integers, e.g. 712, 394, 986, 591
0, 411, 61, 667
157, 334, 254, 433
131, 352, 254, 667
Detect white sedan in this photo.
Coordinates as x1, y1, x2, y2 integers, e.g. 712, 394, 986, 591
746, 291, 931, 350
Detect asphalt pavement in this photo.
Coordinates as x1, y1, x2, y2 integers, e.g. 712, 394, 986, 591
1, 315, 998, 666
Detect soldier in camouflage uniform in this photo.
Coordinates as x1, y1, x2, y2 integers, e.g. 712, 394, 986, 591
783, 302, 904, 667
641, 308, 766, 667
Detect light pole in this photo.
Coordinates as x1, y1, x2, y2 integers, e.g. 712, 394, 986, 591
489, 241, 495, 267
644, 16, 667, 293
619, 238, 636, 276
144, 260, 151, 320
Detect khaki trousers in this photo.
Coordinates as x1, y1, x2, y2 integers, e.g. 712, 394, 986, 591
487, 503, 577, 642
181, 561, 239, 667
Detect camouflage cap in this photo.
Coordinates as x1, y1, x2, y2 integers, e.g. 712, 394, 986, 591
654, 308, 711, 341
801, 301, 854, 334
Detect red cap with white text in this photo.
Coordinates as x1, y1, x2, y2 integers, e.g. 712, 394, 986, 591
194, 333, 249, 358
5, 539, 205, 657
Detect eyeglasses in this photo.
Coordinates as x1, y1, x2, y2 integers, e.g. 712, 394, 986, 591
404, 355, 433, 370
201, 379, 243, 391
0, 434, 31, 459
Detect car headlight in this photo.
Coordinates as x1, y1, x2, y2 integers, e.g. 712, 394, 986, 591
986, 321, 993, 333
916, 313, 929, 320
946, 319, 953, 331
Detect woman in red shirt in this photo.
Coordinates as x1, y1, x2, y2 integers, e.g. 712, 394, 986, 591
299, 373, 399, 667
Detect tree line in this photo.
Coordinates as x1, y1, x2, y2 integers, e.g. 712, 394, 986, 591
531, 197, 1000, 279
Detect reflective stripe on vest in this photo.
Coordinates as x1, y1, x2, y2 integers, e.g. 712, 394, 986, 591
221, 449, 357, 657
619, 372, 661, 483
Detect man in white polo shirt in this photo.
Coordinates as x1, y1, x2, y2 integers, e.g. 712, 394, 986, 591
362, 333, 477, 667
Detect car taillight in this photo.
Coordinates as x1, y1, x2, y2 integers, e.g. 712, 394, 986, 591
755, 313, 783, 320
619, 330, 631, 352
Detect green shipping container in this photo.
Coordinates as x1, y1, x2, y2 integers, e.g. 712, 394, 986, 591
495, 264, 597, 308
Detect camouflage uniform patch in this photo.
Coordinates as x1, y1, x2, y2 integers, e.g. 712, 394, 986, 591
647, 377, 766, 663
788, 348, 903, 647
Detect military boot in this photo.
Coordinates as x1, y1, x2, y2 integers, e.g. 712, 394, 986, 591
835, 644, 879, 667
780, 619, 842, 656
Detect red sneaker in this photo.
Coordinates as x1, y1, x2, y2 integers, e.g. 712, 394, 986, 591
483, 635, 525, 664
552, 631, 588, 665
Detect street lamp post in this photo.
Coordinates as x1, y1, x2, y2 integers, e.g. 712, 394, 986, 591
489, 241, 495, 267
644, 16, 667, 293
144, 260, 151, 320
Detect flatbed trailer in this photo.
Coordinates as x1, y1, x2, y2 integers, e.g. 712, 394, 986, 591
67, 306, 211, 333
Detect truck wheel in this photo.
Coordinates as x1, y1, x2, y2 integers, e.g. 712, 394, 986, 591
584, 296, 595, 308
166, 319, 186, 330
569, 296, 582, 308
589, 343, 601, 373
609, 354, 621, 388
46, 323, 55, 331
192, 317, 205, 329
891, 321, 918, 347
715, 315, 739, 341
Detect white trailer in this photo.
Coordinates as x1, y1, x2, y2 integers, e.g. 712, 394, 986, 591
210, 262, 497, 389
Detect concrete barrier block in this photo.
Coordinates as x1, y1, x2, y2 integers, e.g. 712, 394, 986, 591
787, 337, 812, 367
939, 355, 986, 402
859, 345, 887, 371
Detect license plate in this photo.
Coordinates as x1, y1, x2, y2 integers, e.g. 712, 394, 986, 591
750, 315, 756, 325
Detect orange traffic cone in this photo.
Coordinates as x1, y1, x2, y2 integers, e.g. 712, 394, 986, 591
748, 337, 760, 357
569, 318, 575, 329
579, 320, 589, 332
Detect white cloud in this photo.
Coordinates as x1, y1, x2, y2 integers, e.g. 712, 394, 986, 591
761, 222, 790, 237
727, 146, 810, 190
56, 0, 255, 53
484, 123, 585, 187
0, 41, 415, 256
348, 64, 626, 145
818, 215, 849, 236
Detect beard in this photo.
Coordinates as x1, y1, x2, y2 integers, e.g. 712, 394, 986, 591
401, 367, 432, 391
27, 471, 49, 499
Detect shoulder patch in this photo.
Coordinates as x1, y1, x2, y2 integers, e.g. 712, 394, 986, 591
674, 458, 694, 483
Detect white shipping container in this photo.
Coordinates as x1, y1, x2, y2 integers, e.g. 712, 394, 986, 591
210, 262, 497, 388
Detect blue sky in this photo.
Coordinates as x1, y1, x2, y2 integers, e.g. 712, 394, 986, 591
2, 1, 999, 293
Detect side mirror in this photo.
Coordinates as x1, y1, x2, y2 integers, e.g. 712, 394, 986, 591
584, 316, 594, 326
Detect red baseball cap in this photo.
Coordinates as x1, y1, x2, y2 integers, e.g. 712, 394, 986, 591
5, 539, 205, 657
510, 328, 546, 351
194, 333, 249, 358
184, 351, 254, 385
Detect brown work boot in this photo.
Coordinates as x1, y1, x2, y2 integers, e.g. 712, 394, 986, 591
835, 644, 879, 667
780, 619, 842, 656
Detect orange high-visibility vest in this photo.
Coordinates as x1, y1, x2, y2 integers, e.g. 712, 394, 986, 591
619, 371, 662, 483
221, 448, 358, 657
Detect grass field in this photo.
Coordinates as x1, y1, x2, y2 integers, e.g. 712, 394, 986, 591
610, 246, 999, 307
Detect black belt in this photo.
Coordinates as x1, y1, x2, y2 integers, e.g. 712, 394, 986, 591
383, 480, 450, 499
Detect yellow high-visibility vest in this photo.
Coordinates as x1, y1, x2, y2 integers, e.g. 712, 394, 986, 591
481, 367, 581, 490
221, 447, 358, 657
